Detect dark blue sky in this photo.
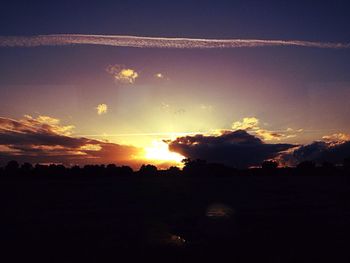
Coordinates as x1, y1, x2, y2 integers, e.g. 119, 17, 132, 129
1, 0, 350, 41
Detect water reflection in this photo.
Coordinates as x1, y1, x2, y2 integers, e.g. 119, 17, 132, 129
206, 203, 234, 219
169, 234, 186, 246
148, 224, 186, 247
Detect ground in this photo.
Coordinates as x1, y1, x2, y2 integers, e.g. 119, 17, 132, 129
1, 175, 350, 262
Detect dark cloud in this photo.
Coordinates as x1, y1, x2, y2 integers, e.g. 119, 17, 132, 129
168, 130, 293, 168
0, 116, 141, 166
288, 140, 350, 165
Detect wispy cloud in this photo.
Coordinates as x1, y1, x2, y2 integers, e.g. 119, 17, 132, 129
0, 34, 349, 49
199, 104, 213, 112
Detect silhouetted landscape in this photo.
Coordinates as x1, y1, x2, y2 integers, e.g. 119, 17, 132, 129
2, 158, 350, 177
2, 159, 350, 262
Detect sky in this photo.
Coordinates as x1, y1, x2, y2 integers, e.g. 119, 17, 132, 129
1, 0, 350, 168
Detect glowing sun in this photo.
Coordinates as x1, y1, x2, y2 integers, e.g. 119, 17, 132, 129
144, 140, 184, 164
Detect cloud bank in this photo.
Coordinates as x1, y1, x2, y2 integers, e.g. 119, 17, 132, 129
167, 117, 350, 168
2, 115, 350, 168
168, 130, 293, 168
168, 129, 350, 168
0, 115, 141, 166
278, 133, 350, 166
231, 117, 302, 141
0, 34, 349, 49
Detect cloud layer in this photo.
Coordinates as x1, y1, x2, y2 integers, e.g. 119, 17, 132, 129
2, 115, 350, 168
168, 130, 293, 168
231, 117, 302, 141
0, 34, 349, 49
0, 115, 141, 166
278, 133, 350, 166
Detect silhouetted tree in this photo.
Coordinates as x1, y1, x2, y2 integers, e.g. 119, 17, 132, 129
297, 160, 316, 171
182, 159, 208, 176
105, 164, 133, 176
5, 160, 19, 175
139, 164, 158, 176
262, 160, 278, 169
48, 164, 66, 176
119, 166, 133, 176
344, 158, 350, 171
106, 164, 117, 176
34, 164, 50, 176
0, 159, 347, 177
165, 166, 181, 176
70, 165, 81, 176
106, 164, 116, 169
182, 159, 236, 177
322, 161, 335, 169
21, 162, 33, 171
83, 164, 106, 176
20, 162, 33, 175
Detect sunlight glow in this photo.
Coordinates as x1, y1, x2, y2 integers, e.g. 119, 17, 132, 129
155, 73, 164, 79
144, 140, 184, 163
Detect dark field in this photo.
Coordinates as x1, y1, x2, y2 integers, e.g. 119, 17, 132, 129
1, 175, 350, 262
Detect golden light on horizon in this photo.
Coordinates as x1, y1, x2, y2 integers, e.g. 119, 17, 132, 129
144, 140, 184, 164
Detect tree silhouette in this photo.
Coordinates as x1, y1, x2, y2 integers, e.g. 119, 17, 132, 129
139, 164, 158, 176
262, 160, 278, 169
0, 158, 349, 177
344, 158, 350, 170
297, 160, 316, 171
5, 160, 19, 174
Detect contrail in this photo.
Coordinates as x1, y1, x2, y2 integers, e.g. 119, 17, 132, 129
0, 34, 349, 49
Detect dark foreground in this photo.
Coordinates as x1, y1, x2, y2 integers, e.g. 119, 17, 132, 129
1, 175, 350, 262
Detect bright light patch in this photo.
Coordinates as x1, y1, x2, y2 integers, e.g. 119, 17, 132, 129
144, 140, 184, 163
96, 103, 108, 115
232, 117, 259, 130
106, 65, 139, 84
80, 144, 102, 151
155, 73, 164, 79
118, 69, 138, 83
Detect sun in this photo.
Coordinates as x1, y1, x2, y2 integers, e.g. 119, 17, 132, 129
144, 140, 184, 164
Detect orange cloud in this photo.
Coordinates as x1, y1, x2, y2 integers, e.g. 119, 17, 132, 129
322, 133, 350, 145
232, 117, 302, 141
0, 115, 142, 167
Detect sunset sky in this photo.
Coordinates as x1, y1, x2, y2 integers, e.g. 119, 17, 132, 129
1, 1, 350, 168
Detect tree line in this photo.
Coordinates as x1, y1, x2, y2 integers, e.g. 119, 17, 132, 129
1, 158, 350, 177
